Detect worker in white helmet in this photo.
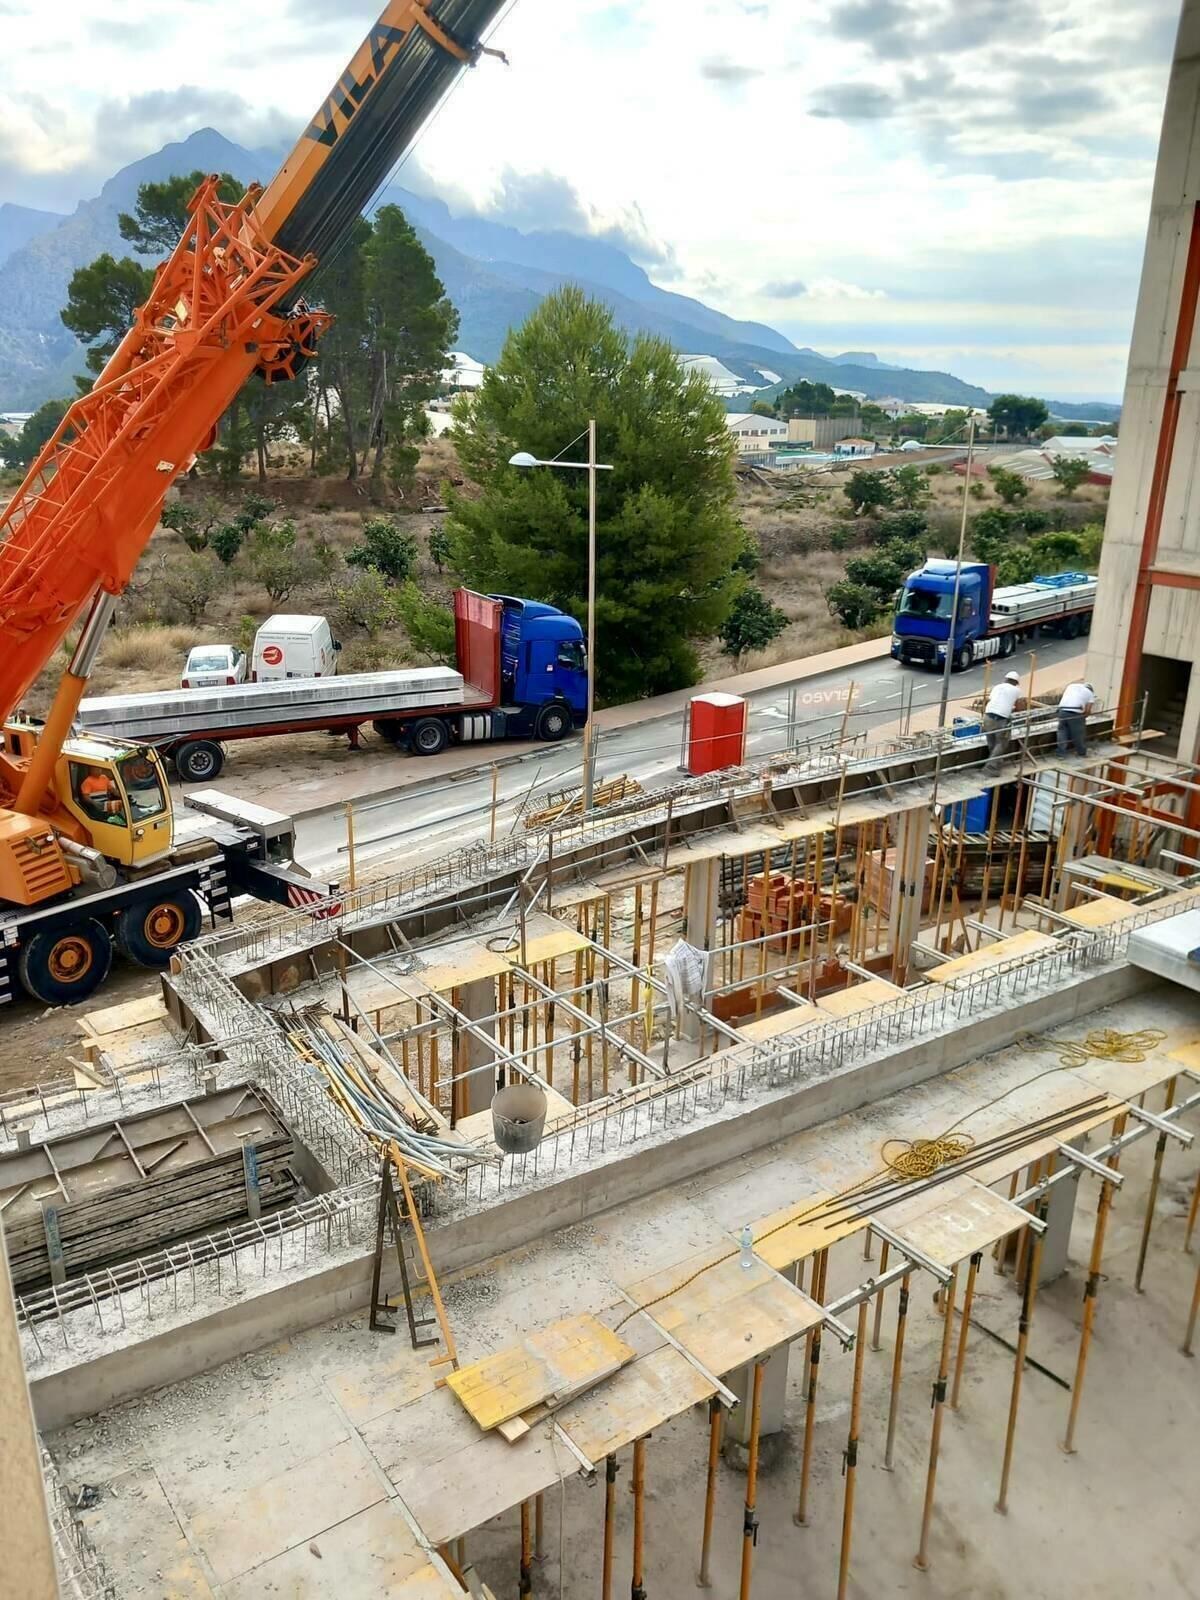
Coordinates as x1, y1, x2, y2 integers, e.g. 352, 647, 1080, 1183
1057, 680, 1096, 756
983, 669, 1024, 768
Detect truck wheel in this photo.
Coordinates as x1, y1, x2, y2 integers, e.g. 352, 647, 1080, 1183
954, 645, 973, 672
536, 703, 572, 742
175, 740, 224, 782
999, 632, 1016, 658
1063, 614, 1083, 640
115, 894, 203, 968
18, 920, 112, 1006
409, 718, 449, 756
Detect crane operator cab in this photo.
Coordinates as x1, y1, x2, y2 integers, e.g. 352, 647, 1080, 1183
57, 739, 172, 868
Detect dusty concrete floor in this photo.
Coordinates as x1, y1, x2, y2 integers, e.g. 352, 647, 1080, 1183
46, 1010, 1200, 1600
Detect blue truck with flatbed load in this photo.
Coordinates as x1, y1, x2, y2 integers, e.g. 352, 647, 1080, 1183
891, 561, 1098, 671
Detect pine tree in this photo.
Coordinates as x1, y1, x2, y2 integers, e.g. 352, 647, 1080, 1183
446, 288, 741, 703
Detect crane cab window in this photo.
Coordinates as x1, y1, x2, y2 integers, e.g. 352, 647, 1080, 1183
118, 754, 167, 822
72, 764, 127, 827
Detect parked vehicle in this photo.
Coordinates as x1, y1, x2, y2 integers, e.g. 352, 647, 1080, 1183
252, 614, 340, 681
0, 0, 507, 1006
181, 644, 247, 689
891, 562, 1097, 670
78, 589, 588, 782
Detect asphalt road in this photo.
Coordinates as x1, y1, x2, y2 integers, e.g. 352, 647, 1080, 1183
293, 634, 1083, 881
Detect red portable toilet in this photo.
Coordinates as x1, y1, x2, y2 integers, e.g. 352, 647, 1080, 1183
688, 692, 748, 775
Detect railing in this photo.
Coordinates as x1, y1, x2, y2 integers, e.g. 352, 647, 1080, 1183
17, 1182, 378, 1370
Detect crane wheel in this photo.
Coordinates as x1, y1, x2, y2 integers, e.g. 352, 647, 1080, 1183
116, 894, 203, 968
18, 920, 113, 1006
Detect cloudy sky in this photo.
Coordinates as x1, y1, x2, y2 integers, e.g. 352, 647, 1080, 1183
0, 0, 1182, 397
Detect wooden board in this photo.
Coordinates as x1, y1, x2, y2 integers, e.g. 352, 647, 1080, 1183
884, 1176, 1033, 1268
750, 1188, 871, 1270
77, 994, 170, 1037
446, 1313, 634, 1431
736, 1002, 824, 1042
391, 1421, 568, 1548
817, 978, 901, 1018
556, 1345, 715, 1462
1063, 885, 1200, 929
622, 1246, 821, 1376
925, 929, 1057, 984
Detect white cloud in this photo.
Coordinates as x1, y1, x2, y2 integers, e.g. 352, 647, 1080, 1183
0, 0, 1178, 394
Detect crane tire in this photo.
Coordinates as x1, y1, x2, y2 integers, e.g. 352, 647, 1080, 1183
18, 920, 113, 1006
115, 893, 203, 968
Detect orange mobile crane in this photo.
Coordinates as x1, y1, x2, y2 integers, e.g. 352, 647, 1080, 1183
0, 0, 506, 1006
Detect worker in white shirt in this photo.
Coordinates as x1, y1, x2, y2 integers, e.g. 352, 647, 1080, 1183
983, 670, 1024, 767
1057, 680, 1096, 756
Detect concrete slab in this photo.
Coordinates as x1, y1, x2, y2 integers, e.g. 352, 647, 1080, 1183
217, 1498, 438, 1598
184, 1437, 385, 1584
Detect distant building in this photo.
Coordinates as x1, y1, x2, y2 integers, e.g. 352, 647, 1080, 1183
834, 437, 876, 457
873, 397, 908, 420
726, 412, 789, 455
787, 416, 859, 449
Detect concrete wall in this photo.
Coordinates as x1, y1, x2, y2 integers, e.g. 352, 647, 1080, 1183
1089, 0, 1200, 755
786, 416, 857, 448
29, 960, 1148, 1432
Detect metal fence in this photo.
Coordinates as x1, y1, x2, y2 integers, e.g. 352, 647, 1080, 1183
17, 1181, 378, 1369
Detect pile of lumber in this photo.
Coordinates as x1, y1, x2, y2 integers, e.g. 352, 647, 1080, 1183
447, 1312, 634, 1444
4, 1137, 298, 1292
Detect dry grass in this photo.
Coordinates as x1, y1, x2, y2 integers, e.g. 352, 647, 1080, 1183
100, 626, 198, 674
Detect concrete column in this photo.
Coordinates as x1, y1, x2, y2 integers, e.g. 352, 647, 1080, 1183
457, 976, 500, 1118
725, 1345, 790, 1446
1037, 1139, 1088, 1284
890, 804, 931, 979
0, 1220, 58, 1600
1088, 0, 1200, 758
679, 859, 721, 1042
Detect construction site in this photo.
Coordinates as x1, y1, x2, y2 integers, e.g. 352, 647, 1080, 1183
3, 683, 1200, 1599
5, 1, 1200, 1597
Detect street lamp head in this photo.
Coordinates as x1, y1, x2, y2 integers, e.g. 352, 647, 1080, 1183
508, 450, 539, 469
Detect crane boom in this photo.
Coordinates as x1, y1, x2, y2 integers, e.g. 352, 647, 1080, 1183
0, 0, 505, 804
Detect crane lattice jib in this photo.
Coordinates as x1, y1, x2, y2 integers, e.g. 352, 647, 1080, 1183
0, 0, 506, 722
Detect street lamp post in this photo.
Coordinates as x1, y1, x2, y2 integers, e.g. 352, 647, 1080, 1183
509, 421, 611, 809
937, 414, 977, 730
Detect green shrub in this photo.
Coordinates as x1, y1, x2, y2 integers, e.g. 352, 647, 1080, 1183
347, 516, 418, 581
718, 587, 788, 659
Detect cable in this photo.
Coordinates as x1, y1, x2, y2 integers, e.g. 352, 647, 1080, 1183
616, 1027, 1165, 1330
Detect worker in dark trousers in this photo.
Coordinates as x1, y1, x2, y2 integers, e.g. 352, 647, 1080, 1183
983, 670, 1023, 770
1057, 680, 1096, 756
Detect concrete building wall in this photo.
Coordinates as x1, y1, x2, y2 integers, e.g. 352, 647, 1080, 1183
1089, 0, 1200, 756
786, 415, 857, 448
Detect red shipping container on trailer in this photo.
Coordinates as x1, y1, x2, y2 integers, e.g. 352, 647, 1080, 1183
687, 692, 747, 775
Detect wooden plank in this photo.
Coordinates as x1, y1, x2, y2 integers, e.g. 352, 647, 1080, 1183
884, 1177, 1032, 1268
621, 1247, 821, 1376
816, 978, 902, 1018
390, 1423, 566, 1548
924, 929, 1057, 984
557, 1345, 715, 1463
77, 994, 169, 1037
750, 1187, 872, 1270
736, 1003, 824, 1042
446, 1313, 634, 1432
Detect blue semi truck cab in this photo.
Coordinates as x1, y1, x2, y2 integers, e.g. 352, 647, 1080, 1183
891, 560, 1097, 671
495, 595, 588, 732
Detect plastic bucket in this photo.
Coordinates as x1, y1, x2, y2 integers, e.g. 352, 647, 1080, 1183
491, 1084, 548, 1154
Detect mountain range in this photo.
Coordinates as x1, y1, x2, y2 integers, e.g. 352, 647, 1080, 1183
0, 129, 1118, 421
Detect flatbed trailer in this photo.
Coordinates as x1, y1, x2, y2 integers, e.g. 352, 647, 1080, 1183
78, 589, 587, 780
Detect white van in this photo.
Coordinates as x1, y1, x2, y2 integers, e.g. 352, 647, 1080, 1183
251, 615, 340, 681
